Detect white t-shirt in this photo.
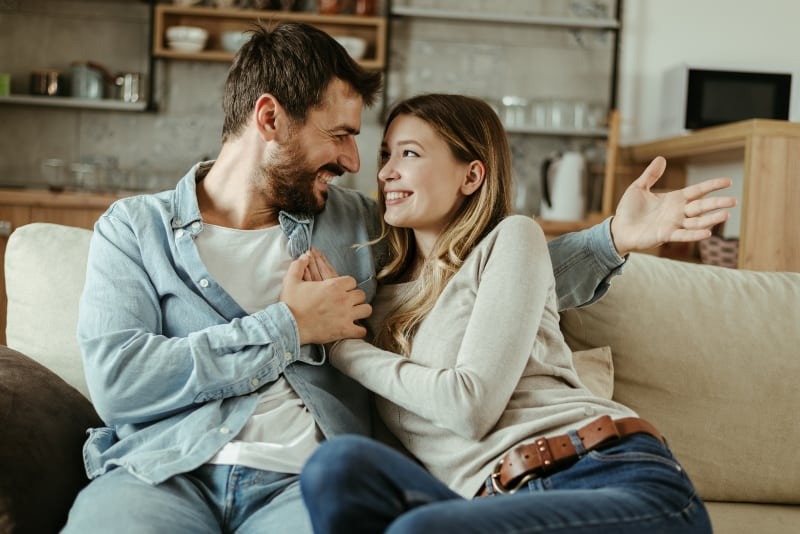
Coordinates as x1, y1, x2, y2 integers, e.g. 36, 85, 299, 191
196, 223, 322, 474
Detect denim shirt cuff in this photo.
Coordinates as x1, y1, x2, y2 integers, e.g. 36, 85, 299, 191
253, 302, 303, 365
590, 217, 627, 273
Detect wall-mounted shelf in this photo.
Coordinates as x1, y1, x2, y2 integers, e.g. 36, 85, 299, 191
505, 125, 609, 138
390, 5, 619, 30
153, 4, 387, 70
0, 94, 148, 112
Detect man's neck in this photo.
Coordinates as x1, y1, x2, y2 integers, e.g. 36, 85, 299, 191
199, 140, 281, 230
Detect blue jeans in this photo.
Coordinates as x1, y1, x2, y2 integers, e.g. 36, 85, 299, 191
300, 434, 711, 534
63, 464, 311, 533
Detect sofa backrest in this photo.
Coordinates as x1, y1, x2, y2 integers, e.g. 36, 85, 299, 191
561, 252, 800, 506
5, 223, 92, 398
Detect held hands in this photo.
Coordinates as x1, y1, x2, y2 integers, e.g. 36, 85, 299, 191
610, 156, 737, 257
280, 249, 371, 345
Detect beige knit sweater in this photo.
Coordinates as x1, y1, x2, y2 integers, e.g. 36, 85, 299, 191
330, 215, 636, 498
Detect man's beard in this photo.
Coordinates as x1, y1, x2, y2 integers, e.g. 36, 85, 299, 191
260, 138, 344, 215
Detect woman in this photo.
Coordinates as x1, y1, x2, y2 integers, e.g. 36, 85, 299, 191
298, 94, 711, 534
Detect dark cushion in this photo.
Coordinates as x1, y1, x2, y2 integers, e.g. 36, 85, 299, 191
0, 345, 102, 533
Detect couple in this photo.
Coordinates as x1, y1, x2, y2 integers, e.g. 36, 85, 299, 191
65, 21, 731, 533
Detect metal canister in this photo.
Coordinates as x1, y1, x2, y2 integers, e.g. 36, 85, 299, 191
30, 70, 63, 96
114, 72, 142, 103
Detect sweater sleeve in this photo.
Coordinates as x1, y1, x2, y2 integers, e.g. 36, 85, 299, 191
330, 216, 552, 441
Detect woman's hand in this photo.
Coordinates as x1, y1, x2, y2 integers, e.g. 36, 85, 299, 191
302, 247, 340, 281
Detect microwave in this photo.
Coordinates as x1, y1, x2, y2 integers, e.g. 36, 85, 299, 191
661, 64, 797, 134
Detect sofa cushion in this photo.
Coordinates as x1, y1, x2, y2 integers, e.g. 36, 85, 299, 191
5, 223, 92, 398
0, 345, 102, 533
560, 252, 800, 504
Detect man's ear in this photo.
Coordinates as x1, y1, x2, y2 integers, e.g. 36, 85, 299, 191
461, 160, 486, 196
255, 94, 285, 141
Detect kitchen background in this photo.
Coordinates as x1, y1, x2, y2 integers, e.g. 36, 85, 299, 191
0, 0, 616, 216
1, 0, 798, 224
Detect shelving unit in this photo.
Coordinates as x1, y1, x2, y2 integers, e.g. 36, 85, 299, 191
152, 4, 388, 70
617, 119, 800, 272
390, 5, 619, 30
387, 2, 621, 137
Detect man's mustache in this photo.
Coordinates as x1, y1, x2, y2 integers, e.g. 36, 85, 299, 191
318, 163, 346, 177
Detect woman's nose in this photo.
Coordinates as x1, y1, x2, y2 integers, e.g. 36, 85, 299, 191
378, 161, 398, 182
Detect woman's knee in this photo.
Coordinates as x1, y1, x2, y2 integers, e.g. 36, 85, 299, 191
301, 435, 379, 496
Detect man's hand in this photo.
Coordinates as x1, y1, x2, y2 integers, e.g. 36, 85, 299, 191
610, 156, 737, 257
280, 252, 371, 345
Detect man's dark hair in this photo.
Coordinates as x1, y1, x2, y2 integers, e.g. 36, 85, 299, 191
221, 21, 383, 141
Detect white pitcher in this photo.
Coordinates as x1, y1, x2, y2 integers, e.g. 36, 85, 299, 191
539, 151, 587, 221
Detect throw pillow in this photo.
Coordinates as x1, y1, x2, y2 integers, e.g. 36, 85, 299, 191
0, 345, 102, 533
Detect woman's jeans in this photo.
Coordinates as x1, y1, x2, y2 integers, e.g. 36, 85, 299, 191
300, 434, 711, 534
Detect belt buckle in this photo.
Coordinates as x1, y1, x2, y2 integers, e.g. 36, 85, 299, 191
489, 458, 538, 495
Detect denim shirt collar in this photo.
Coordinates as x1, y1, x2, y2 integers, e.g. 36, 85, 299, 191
170, 161, 314, 258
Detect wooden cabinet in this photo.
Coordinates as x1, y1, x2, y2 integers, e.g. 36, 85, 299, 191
616, 119, 800, 272
0, 189, 126, 344
153, 4, 388, 70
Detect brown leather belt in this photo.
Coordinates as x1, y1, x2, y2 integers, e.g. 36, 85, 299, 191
476, 416, 664, 497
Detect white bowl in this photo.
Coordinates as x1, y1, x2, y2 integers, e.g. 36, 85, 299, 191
221, 30, 250, 53
168, 39, 206, 53
166, 25, 208, 44
334, 36, 367, 60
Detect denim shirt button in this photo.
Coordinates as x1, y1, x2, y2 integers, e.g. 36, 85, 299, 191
284, 351, 293, 361
191, 221, 201, 230
199, 279, 209, 288
219, 427, 230, 434
250, 378, 259, 387
175, 229, 184, 239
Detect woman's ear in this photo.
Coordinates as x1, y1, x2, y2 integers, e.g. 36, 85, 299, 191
461, 161, 486, 196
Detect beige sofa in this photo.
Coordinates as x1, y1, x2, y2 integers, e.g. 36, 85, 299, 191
2, 222, 799, 532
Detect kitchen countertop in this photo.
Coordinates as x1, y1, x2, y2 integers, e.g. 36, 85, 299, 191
0, 187, 140, 209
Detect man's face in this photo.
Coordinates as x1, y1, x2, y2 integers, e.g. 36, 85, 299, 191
261, 78, 364, 214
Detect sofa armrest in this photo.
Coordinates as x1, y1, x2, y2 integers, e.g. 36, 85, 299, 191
0, 345, 102, 532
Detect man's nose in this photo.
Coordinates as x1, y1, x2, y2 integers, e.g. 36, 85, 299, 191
339, 136, 360, 173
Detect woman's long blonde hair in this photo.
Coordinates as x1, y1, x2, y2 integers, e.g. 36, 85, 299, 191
373, 94, 513, 355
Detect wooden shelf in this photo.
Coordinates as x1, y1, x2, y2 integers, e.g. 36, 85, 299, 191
153, 4, 387, 70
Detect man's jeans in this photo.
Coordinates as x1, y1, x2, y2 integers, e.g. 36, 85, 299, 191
301, 434, 712, 534
63, 465, 310, 533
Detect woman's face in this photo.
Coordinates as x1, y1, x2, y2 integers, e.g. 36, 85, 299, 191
378, 114, 475, 252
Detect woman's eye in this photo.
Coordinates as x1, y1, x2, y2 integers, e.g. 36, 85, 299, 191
378, 151, 390, 163
402, 150, 419, 158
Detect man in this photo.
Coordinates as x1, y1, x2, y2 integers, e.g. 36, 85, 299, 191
64, 22, 733, 533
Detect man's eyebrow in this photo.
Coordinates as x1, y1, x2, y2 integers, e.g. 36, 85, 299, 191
333, 125, 360, 135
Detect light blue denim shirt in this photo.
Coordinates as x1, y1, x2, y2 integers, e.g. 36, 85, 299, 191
77, 162, 623, 484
